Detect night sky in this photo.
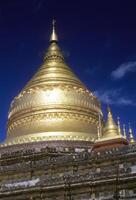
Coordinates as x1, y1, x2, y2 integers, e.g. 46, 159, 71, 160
0, 0, 136, 141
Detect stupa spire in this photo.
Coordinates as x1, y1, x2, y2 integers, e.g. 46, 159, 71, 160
107, 105, 111, 115
44, 20, 63, 62
50, 19, 58, 42
123, 124, 127, 139
117, 117, 122, 136
129, 123, 135, 144
103, 106, 119, 138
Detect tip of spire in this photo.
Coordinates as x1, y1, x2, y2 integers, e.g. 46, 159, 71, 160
123, 124, 127, 138
117, 116, 120, 125
50, 19, 58, 42
123, 124, 126, 131
128, 123, 135, 143
107, 105, 111, 113
117, 116, 122, 136
129, 122, 131, 129
107, 105, 112, 118
129, 122, 133, 134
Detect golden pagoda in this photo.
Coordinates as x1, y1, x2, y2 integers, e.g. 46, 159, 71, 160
3, 21, 102, 147
1, 22, 136, 200
103, 106, 119, 139
92, 106, 128, 152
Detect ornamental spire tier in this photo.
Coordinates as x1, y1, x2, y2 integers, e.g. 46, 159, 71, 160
50, 20, 58, 42
4, 22, 102, 147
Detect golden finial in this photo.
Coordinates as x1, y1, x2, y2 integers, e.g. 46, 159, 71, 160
117, 117, 122, 136
107, 105, 113, 119
123, 124, 127, 139
50, 19, 58, 42
107, 104, 111, 114
129, 123, 135, 144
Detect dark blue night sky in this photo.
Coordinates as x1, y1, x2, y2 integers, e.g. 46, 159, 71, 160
0, 0, 136, 141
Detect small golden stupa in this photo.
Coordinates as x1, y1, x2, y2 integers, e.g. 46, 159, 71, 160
5, 21, 102, 147
92, 106, 128, 152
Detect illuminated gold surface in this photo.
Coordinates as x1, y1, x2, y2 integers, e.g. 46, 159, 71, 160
100, 107, 124, 141
129, 125, 135, 144
50, 20, 58, 42
117, 117, 122, 135
5, 25, 102, 145
123, 124, 127, 139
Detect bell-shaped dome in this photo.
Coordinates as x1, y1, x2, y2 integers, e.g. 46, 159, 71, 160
103, 107, 119, 138
6, 23, 102, 146
102, 106, 126, 141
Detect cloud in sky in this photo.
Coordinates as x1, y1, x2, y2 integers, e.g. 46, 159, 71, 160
111, 61, 136, 79
94, 88, 136, 106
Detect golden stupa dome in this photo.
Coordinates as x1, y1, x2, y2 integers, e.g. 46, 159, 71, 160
6, 22, 102, 146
